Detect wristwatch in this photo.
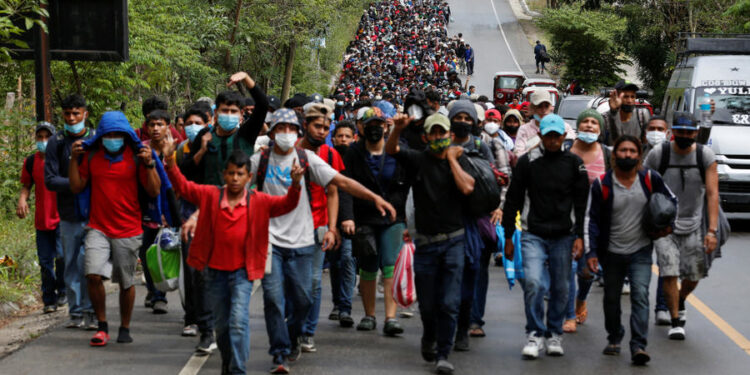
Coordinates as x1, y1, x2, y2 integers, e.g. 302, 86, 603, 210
145, 160, 156, 169
707, 228, 717, 237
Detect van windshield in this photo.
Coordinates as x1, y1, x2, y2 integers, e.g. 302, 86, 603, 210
697, 87, 750, 126
496, 77, 522, 90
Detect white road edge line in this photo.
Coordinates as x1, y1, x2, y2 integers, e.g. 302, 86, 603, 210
178, 281, 261, 374
488, 0, 525, 73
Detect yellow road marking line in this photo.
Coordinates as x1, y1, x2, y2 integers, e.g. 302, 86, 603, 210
651, 265, 750, 355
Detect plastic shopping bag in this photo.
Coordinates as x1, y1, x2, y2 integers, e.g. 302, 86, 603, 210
497, 212, 525, 289
146, 228, 182, 292
393, 240, 416, 308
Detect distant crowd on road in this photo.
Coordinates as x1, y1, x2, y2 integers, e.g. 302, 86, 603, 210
14, 1, 726, 375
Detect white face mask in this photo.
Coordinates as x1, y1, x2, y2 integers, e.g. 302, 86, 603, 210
484, 122, 500, 135
646, 130, 667, 146
275, 132, 298, 152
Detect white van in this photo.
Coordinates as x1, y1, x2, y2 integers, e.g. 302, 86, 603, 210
662, 35, 750, 212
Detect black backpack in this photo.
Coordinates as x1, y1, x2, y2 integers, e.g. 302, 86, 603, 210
460, 149, 501, 217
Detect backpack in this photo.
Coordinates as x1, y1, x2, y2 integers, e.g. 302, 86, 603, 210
656, 142, 730, 246
24, 154, 36, 185
604, 108, 648, 145
460, 149, 502, 217
256, 146, 314, 212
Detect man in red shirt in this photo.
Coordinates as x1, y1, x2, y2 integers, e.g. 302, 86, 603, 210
164, 149, 303, 375
17, 122, 65, 313
297, 103, 346, 352
69, 111, 161, 347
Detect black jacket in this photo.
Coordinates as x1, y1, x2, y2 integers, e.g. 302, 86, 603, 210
502, 146, 589, 239
342, 140, 410, 226
44, 129, 95, 222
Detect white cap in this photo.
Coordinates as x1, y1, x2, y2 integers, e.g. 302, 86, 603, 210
356, 106, 370, 121
530, 90, 552, 106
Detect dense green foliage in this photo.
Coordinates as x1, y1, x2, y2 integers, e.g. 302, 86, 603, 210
537, 4, 628, 89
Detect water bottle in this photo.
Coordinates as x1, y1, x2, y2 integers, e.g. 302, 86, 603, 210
700, 93, 712, 128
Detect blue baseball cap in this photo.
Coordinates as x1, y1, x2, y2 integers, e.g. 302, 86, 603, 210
540, 114, 566, 136
671, 112, 698, 130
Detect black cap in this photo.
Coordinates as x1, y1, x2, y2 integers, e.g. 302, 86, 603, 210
614, 79, 639, 92
267, 96, 281, 111
35, 121, 56, 135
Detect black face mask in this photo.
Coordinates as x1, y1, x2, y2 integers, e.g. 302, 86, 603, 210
451, 121, 472, 138
470, 125, 482, 137
621, 104, 635, 113
306, 133, 324, 148
504, 125, 519, 136
674, 136, 696, 150
364, 124, 384, 143
615, 157, 639, 171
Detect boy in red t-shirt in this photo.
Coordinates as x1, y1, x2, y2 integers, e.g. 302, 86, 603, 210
68, 111, 162, 347
17, 122, 65, 313
164, 149, 302, 374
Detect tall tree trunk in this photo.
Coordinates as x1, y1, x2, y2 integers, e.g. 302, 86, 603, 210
281, 40, 296, 102
224, 0, 244, 70
68, 61, 82, 94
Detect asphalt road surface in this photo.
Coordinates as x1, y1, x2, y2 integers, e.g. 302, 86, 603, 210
4, 1, 750, 374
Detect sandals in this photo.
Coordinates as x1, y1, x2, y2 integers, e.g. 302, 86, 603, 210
602, 343, 621, 356
90, 331, 110, 347
468, 325, 486, 337
563, 319, 577, 333
575, 299, 588, 324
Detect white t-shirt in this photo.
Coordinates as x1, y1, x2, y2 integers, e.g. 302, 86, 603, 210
249, 149, 338, 248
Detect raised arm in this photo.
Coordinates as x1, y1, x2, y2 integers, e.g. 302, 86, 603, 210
228, 72, 268, 145
330, 173, 396, 221
446, 147, 474, 195
68, 140, 88, 194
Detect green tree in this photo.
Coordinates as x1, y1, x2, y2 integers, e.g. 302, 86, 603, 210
0, 0, 48, 62
537, 4, 628, 89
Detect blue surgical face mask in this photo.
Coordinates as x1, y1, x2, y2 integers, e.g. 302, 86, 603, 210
577, 131, 599, 144
64, 120, 85, 134
533, 114, 541, 122
184, 124, 203, 143
102, 137, 125, 153
217, 114, 240, 131
36, 140, 48, 153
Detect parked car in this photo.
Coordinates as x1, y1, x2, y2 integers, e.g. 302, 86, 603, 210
555, 95, 596, 129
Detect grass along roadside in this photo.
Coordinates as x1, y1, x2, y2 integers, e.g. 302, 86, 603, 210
0, 217, 42, 316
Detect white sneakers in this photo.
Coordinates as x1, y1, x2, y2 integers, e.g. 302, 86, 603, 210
655, 310, 671, 326
522, 333, 545, 359
668, 326, 686, 340
546, 334, 564, 356
522, 333, 564, 358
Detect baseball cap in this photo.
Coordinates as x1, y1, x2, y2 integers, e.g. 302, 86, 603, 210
35, 121, 56, 135
356, 107, 371, 121
671, 112, 698, 130
485, 109, 502, 121
360, 107, 385, 125
614, 79, 639, 92
540, 114, 566, 136
269, 108, 300, 131
267, 96, 281, 111
530, 90, 552, 106
424, 113, 451, 134
303, 103, 332, 119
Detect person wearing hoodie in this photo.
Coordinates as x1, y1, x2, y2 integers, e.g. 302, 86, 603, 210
68, 111, 162, 347
502, 114, 589, 360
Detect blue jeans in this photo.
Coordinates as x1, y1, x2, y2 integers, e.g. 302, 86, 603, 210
414, 236, 464, 359
36, 228, 65, 306
470, 244, 493, 328
138, 226, 167, 304
303, 226, 327, 337
60, 220, 92, 317
262, 244, 315, 357
565, 259, 595, 320
205, 268, 253, 375
521, 232, 573, 337
327, 238, 355, 314
655, 276, 668, 312
601, 245, 652, 353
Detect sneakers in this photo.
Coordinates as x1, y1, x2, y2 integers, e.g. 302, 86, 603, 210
602, 343, 621, 356
288, 343, 302, 362
668, 326, 686, 340
546, 334, 564, 356
339, 311, 354, 328
182, 324, 198, 337
56, 294, 68, 307
83, 312, 99, 331
383, 318, 404, 336
622, 282, 631, 295
421, 338, 437, 362
356, 316, 377, 331
269, 355, 289, 374
631, 348, 651, 366
435, 358, 455, 375
152, 300, 168, 314
196, 332, 217, 355
328, 307, 340, 321
453, 331, 469, 352
678, 309, 687, 322
522, 333, 545, 359
43, 305, 58, 314
65, 316, 84, 329
144, 292, 154, 308
299, 335, 316, 353
655, 310, 671, 326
